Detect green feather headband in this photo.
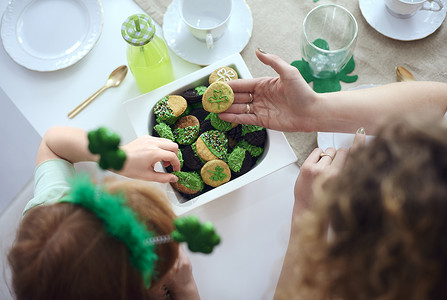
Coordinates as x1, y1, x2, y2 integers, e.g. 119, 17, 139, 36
60, 175, 157, 288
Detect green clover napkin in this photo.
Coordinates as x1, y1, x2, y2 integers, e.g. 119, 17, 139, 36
291, 39, 358, 93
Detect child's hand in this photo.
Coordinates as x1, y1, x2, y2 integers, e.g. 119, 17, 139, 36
118, 135, 180, 183
162, 246, 200, 299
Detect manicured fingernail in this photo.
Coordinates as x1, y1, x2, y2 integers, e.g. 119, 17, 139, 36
357, 127, 365, 134
257, 48, 267, 54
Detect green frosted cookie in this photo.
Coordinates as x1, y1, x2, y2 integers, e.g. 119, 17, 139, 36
153, 123, 174, 141
171, 171, 204, 194
227, 146, 246, 173
209, 113, 234, 132
173, 115, 200, 145
196, 130, 228, 161
154, 95, 187, 125
237, 140, 264, 157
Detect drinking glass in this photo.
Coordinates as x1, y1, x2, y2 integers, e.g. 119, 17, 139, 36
301, 4, 358, 79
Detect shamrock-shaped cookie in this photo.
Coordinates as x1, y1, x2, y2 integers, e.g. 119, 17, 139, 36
200, 160, 231, 187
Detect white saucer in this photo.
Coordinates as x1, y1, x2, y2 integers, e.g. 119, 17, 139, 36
359, 0, 446, 41
317, 131, 375, 150
1, 0, 103, 72
163, 0, 253, 66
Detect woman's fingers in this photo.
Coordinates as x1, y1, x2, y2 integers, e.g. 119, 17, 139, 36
222, 102, 255, 115
331, 148, 349, 170
219, 100, 259, 124
227, 78, 258, 94
318, 147, 336, 166
305, 148, 325, 165
255, 49, 297, 79
351, 127, 366, 152
218, 112, 258, 126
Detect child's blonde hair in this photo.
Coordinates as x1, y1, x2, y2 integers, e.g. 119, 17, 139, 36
8, 179, 178, 300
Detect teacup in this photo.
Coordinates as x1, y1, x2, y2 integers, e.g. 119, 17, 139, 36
178, 0, 232, 49
384, 0, 444, 18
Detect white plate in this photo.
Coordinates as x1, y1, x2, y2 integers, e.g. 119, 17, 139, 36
317, 131, 375, 150
359, 0, 446, 41
162, 0, 253, 66
124, 53, 297, 215
317, 84, 376, 150
1, 0, 103, 72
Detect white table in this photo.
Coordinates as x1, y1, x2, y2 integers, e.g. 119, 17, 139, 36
0, 0, 299, 299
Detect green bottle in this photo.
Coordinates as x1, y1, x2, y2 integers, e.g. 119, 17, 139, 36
121, 14, 174, 93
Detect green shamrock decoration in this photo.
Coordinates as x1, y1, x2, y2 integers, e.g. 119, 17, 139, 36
291, 38, 358, 93
208, 166, 227, 182
88, 127, 127, 171
208, 89, 229, 110
171, 215, 221, 254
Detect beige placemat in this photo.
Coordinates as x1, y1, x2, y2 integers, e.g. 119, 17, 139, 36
134, 0, 447, 165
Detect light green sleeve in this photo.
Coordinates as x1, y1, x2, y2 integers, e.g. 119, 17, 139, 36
23, 159, 75, 215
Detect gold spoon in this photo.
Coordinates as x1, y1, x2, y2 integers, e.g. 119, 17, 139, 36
396, 66, 415, 82
68, 65, 128, 119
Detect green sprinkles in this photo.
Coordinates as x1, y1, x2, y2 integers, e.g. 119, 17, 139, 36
178, 148, 184, 169
194, 86, 207, 95
154, 123, 174, 141
227, 146, 246, 172
237, 140, 264, 157
154, 96, 177, 124
210, 113, 233, 131
191, 102, 203, 110
241, 124, 265, 136
172, 171, 204, 191
174, 125, 199, 145
201, 130, 228, 160
156, 115, 178, 126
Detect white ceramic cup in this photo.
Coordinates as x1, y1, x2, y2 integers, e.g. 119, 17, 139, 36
178, 0, 232, 49
384, 0, 444, 18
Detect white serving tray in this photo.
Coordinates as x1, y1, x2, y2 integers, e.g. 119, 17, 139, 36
124, 53, 297, 215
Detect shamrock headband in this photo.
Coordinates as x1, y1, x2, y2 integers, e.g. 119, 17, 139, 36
60, 175, 157, 287
60, 127, 220, 288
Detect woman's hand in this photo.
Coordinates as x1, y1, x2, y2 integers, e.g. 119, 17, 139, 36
219, 49, 319, 132
293, 128, 366, 215
118, 135, 180, 183
162, 246, 200, 300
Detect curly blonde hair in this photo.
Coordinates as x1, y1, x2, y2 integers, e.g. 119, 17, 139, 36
278, 111, 447, 300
